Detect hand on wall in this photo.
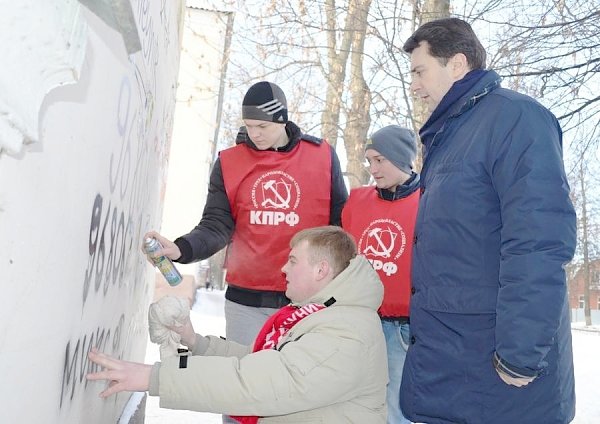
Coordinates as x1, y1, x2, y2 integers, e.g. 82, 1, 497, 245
86, 348, 152, 398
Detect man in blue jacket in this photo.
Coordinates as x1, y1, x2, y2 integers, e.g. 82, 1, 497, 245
399, 18, 576, 424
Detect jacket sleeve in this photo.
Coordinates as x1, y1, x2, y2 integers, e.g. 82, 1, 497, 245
149, 336, 252, 396
154, 321, 370, 415
199, 335, 251, 358
490, 102, 576, 376
174, 158, 235, 263
329, 145, 348, 226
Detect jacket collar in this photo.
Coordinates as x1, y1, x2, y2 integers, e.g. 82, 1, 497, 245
377, 172, 420, 201
420, 70, 502, 147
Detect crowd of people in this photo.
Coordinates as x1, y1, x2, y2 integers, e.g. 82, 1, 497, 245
87, 17, 577, 424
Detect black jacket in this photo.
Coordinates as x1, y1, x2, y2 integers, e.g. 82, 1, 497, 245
175, 121, 347, 265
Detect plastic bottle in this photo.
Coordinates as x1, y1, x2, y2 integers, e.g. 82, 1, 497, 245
143, 237, 183, 286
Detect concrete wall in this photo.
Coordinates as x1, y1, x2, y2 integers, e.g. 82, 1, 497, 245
0, 1, 183, 423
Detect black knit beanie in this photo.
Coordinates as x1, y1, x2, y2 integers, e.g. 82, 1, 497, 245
365, 125, 417, 174
242, 81, 288, 123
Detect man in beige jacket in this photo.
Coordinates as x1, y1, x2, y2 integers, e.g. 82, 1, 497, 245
87, 226, 388, 423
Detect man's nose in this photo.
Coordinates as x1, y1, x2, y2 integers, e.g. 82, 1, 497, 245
410, 80, 421, 94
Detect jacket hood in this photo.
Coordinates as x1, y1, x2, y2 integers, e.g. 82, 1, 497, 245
297, 255, 383, 311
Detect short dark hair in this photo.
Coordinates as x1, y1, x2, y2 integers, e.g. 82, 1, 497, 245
403, 17, 486, 70
290, 226, 357, 278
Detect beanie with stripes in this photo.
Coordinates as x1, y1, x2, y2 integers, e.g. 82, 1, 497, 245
242, 81, 288, 123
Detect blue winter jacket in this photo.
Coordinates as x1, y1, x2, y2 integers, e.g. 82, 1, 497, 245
400, 70, 576, 424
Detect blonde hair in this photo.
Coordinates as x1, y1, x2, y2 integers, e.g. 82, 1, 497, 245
290, 226, 357, 278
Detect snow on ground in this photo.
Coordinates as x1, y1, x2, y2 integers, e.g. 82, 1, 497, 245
571, 325, 600, 423
144, 288, 226, 424
145, 288, 600, 423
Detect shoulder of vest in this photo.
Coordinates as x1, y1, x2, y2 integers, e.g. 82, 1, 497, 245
350, 186, 377, 197
351, 185, 375, 193
300, 134, 324, 145
220, 143, 244, 156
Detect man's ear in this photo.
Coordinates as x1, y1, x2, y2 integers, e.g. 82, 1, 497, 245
450, 53, 469, 79
315, 260, 331, 281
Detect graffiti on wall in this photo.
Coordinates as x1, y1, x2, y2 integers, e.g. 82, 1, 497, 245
59, 0, 180, 414
60, 314, 125, 408
81, 77, 152, 309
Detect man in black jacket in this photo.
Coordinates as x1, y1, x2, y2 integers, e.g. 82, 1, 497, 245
145, 82, 347, 423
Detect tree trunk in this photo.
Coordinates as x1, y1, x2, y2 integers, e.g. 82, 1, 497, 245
343, 0, 373, 188
579, 162, 592, 326
321, 0, 356, 148
410, 0, 450, 171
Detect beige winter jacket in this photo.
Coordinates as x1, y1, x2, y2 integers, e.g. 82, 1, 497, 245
149, 255, 388, 423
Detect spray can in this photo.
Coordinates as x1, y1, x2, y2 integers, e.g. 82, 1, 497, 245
143, 237, 183, 286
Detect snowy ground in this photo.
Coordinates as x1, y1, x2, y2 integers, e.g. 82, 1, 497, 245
144, 289, 225, 424
145, 288, 600, 423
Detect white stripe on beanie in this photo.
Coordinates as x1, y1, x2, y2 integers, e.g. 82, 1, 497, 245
257, 99, 284, 115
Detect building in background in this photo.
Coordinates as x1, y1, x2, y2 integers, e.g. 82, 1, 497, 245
569, 259, 600, 325
159, 0, 234, 294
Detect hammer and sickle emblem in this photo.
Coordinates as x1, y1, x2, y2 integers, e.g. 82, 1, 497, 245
363, 227, 396, 258
261, 179, 292, 209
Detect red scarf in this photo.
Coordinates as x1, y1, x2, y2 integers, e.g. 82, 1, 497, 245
232, 303, 326, 424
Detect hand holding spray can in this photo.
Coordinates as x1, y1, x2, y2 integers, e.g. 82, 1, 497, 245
143, 237, 183, 286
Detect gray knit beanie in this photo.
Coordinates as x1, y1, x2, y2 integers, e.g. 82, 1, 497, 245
242, 81, 288, 123
365, 125, 417, 174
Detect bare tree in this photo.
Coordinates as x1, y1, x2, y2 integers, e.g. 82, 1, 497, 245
410, 0, 451, 170
222, 0, 599, 182
321, 0, 356, 147
456, 1, 600, 143
577, 161, 593, 325
343, 0, 374, 187
225, 0, 378, 150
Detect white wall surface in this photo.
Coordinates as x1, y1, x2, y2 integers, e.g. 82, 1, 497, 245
0, 0, 87, 155
0, 1, 183, 423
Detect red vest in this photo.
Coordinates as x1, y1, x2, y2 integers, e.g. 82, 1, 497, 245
220, 140, 331, 292
342, 187, 419, 317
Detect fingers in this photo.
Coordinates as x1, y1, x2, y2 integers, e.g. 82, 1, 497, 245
496, 368, 533, 387
145, 231, 170, 247
142, 231, 162, 254
144, 230, 160, 240
141, 231, 181, 260
86, 349, 152, 398
88, 348, 121, 370
86, 349, 125, 398
99, 381, 122, 398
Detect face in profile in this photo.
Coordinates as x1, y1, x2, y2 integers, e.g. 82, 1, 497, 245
409, 41, 460, 112
365, 148, 411, 192
282, 240, 325, 303
243, 119, 287, 150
